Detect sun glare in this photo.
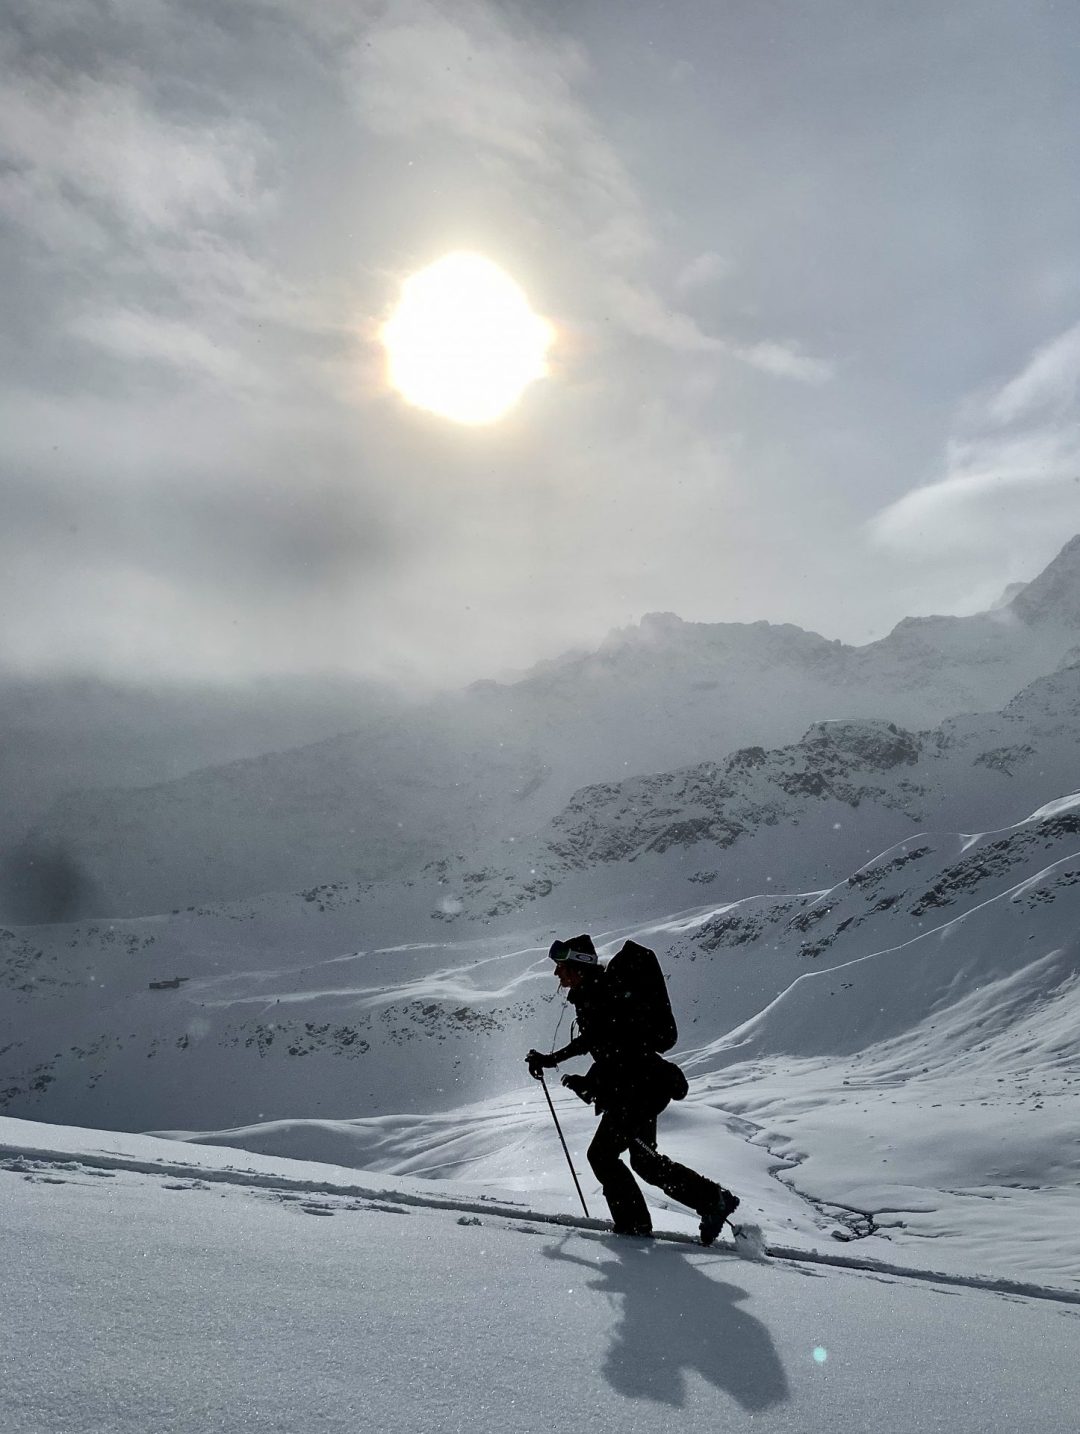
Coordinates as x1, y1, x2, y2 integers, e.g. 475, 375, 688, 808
380, 252, 554, 425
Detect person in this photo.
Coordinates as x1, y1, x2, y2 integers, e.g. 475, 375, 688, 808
526, 933, 739, 1244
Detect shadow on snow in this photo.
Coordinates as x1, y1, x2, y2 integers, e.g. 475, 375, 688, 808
542, 1235, 789, 1412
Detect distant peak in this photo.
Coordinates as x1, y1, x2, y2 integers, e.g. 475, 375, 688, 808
989, 581, 1028, 611
596, 612, 686, 654
639, 611, 685, 631
1010, 533, 1080, 627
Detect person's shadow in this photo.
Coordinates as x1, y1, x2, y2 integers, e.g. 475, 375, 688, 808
542, 1236, 789, 1411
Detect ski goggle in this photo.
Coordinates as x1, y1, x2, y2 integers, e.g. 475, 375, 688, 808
548, 940, 598, 966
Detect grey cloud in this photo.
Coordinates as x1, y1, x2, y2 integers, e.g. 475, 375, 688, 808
0, 165, 112, 255
675, 252, 733, 295
601, 277, 833, 384
871, 321, 1080, 561
731, 341, 833, 386
342, 0, 820, 372
0, 54, 265, 236
0, 448, 399, 679
2, 433, 393, 598
985, 323, 1080, 428
69, 307, 261, 386
0, 2, 287, 410
350, 1, 591, 170
2, 0, 1080, 684
344, 0, 653, 272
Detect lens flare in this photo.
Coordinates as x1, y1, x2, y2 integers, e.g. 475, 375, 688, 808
381, 252, 554, 425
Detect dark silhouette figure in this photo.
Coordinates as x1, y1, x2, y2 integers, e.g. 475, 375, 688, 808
527, 933, 739, 1243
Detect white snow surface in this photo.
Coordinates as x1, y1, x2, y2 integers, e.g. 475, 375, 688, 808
3, 783, 1080, 1292
3, 1116, 1079, 1434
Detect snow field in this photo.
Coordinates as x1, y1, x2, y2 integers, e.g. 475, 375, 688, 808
3, 1121, 1079, 1434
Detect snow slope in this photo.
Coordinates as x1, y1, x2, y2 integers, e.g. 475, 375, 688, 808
3, 784, 1078, 1286
3, 1117, 1079, 1434
674, 801, 1080, 1284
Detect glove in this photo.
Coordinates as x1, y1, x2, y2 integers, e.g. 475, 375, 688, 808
561, 1073, 593, 1104
526, 1049, 555, 1081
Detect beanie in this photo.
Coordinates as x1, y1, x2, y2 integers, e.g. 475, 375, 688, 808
548, 933, 599, 965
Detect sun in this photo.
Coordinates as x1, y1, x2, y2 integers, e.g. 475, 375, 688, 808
380, 252, 554, 425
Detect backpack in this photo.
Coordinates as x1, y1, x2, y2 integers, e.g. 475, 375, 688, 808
604, 939, 678, 1054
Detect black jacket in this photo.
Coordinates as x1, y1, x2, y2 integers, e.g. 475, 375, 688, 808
551, 968, 677, 1116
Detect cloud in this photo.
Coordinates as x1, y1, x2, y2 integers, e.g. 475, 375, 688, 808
70, 307, 260, 386
0, 14, 299, 400
601, 277, 833, 383
676, 251, 733, 294
0, 165, 111, 254
341, 0, 826, 380
600, 277, 721, 352
984, 321, 1080, 427
344, 0, 652, 264
1, 0, 831, 413
870, 467, 1080, 555
0, 62, 264, 238
0, 384, 399, 680
349, 2, 588, 168
729, 340, 834, 386
0, 0, 880, 687
869, 320, 1080, 558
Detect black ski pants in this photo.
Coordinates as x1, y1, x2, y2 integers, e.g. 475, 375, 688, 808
586, 1107, 722, 1234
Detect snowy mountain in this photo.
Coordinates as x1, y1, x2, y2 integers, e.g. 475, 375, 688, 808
4, 661, 1078, 1130
430, 662, 1080, 923
27, 535, 1080, 918
674, 796, 1080, 1281
3, 745, 1079, 1286
1010, 531, 1080, 629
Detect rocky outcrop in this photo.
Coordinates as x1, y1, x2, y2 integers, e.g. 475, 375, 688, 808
435, 664, 1080, 920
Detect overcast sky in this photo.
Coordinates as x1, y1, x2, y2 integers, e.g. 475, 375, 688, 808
3, 0, 1080, 686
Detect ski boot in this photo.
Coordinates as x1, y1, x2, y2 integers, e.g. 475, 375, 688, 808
699, 1189, 740, 1247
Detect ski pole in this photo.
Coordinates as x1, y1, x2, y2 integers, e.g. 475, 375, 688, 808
538, 1071, 590, 1218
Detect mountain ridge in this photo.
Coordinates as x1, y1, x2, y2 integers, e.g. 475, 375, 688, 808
21, 534, 1080, 920
430, 662, 1080, 922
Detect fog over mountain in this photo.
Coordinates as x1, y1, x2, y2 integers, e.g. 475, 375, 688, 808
433, 660, 1080, 924
0, 671, 412, 922
15, 534, 1080, 922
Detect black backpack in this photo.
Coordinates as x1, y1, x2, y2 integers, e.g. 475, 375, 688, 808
605, 939, 678, 1054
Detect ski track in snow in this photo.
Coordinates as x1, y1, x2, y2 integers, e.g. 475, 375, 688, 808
3, 1136, 1079, 1311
